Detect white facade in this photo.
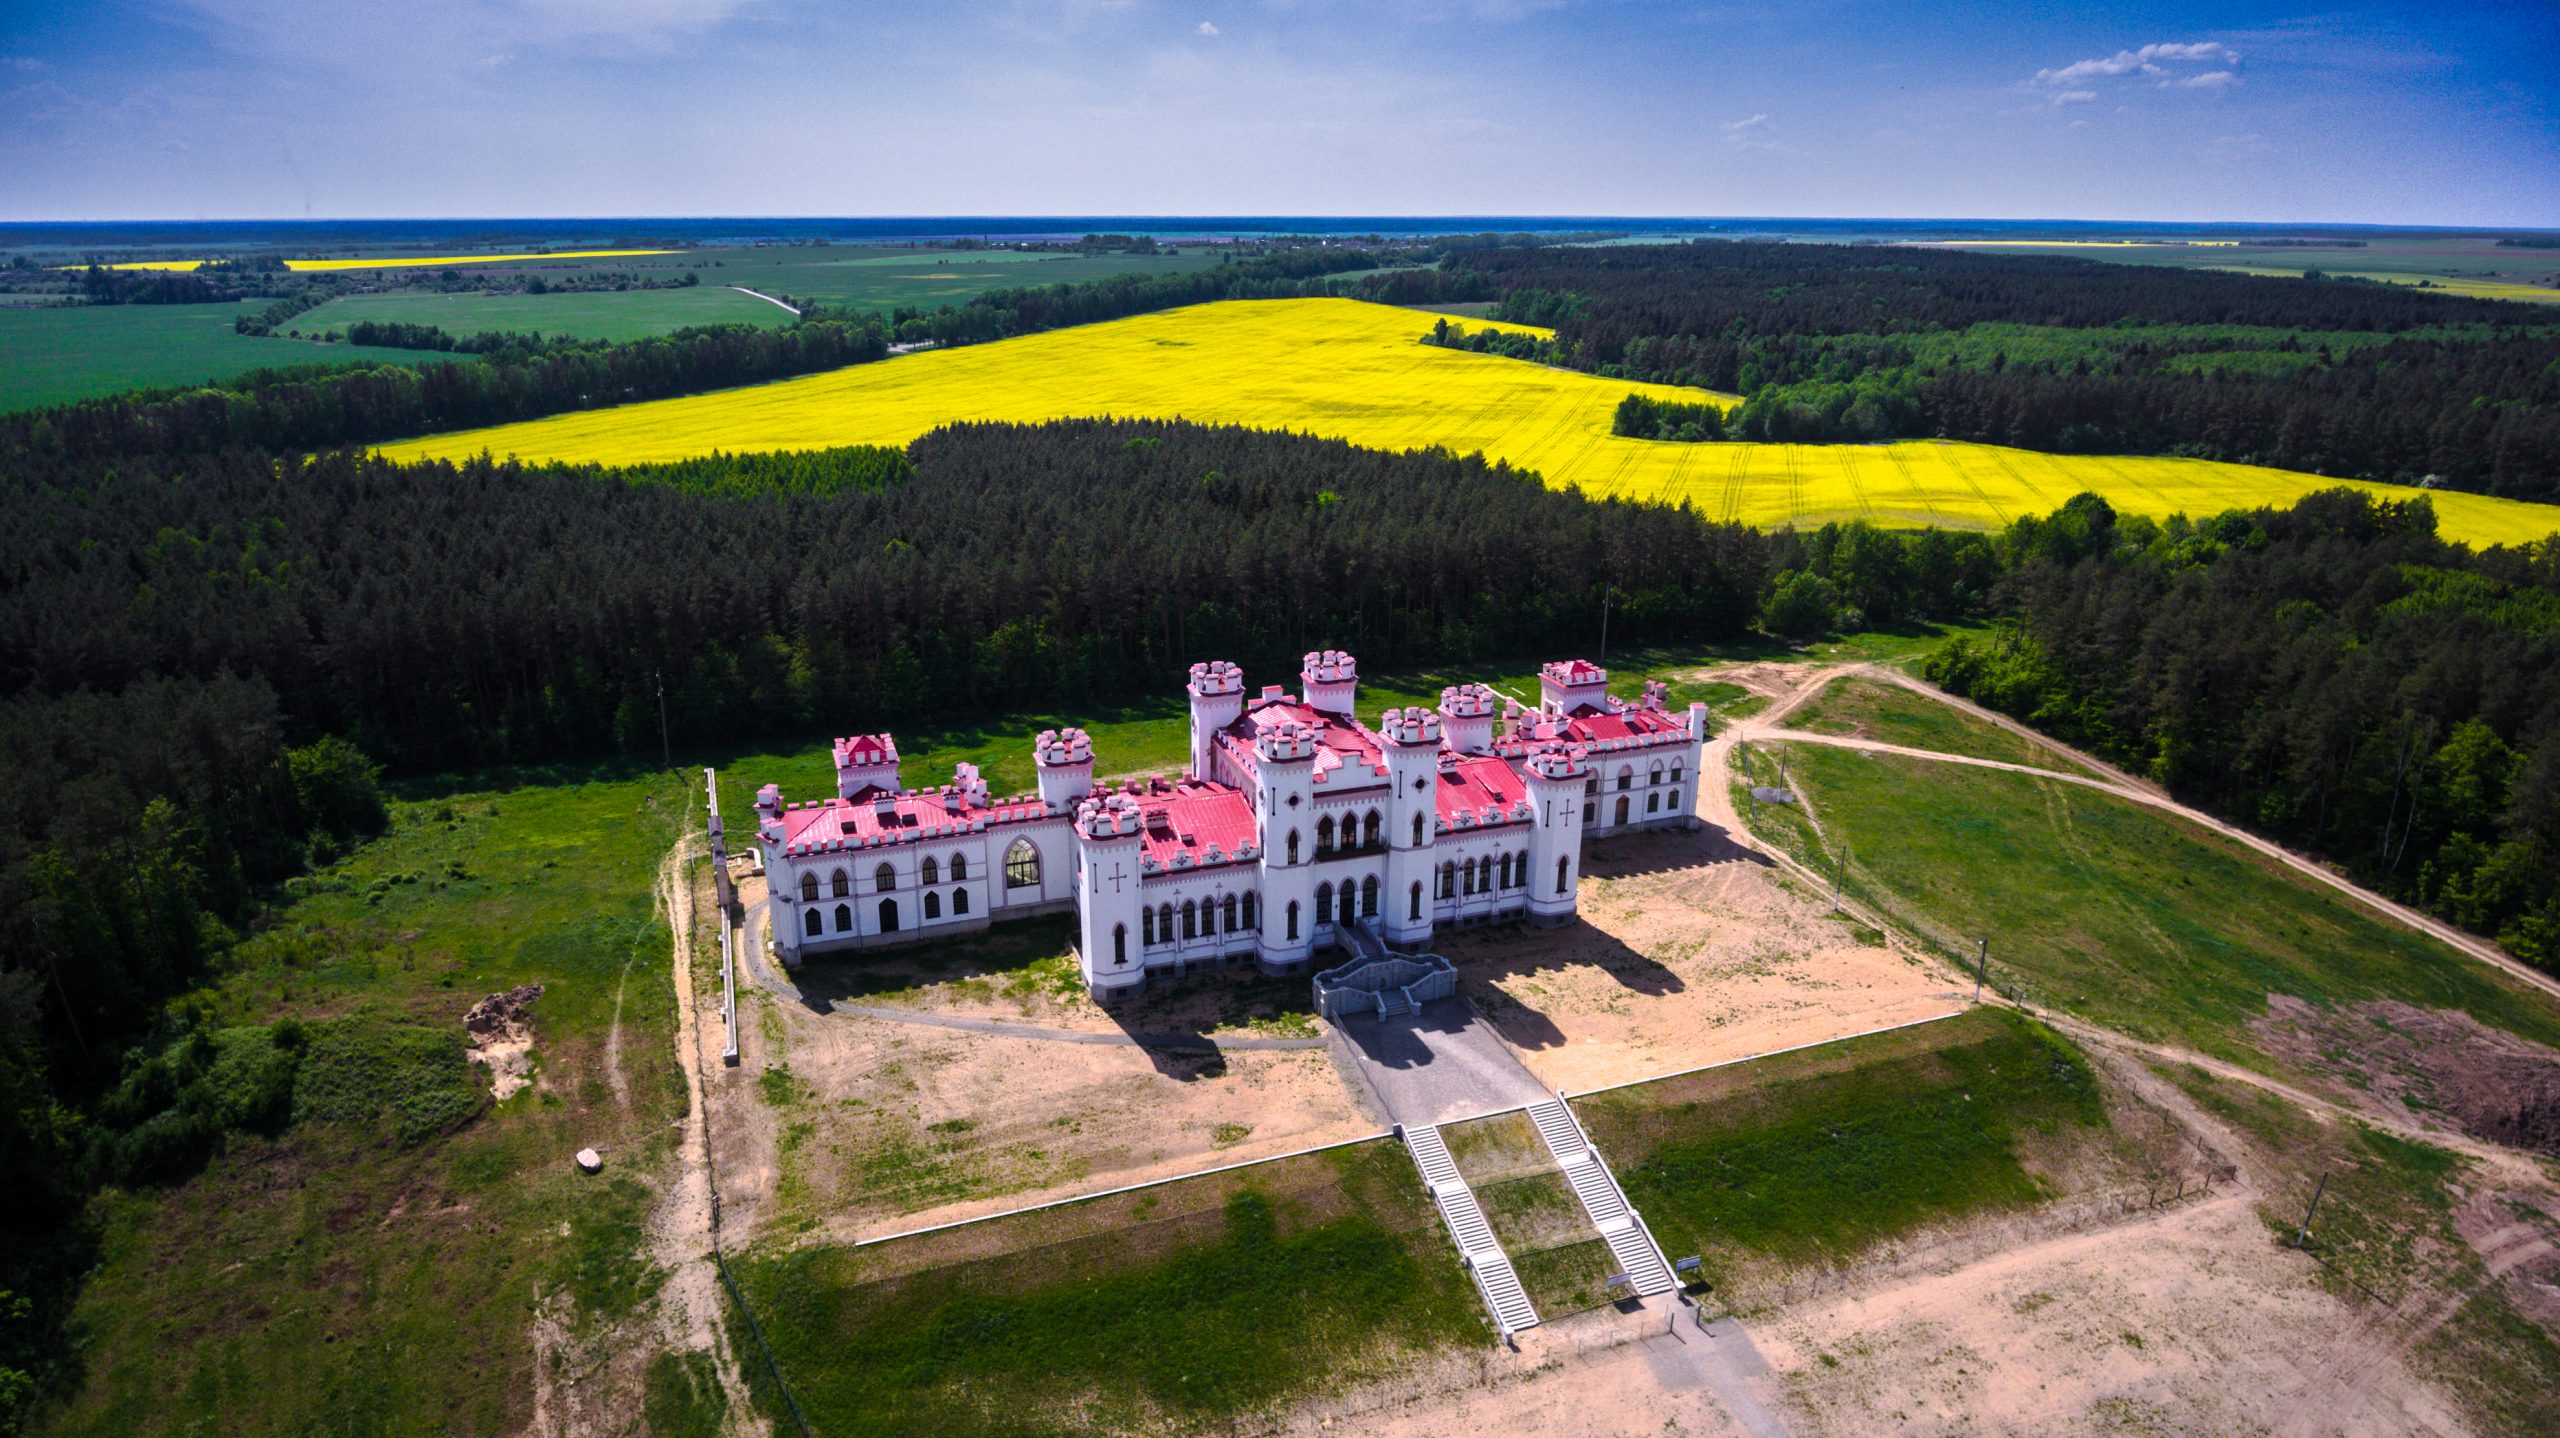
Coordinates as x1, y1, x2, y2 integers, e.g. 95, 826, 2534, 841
755, 651, 1708, 999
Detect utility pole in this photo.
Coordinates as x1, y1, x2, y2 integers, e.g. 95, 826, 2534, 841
2295, 1172, 2330, 1249
655, 669, 671, 771
1599, 590, 1612, 660
1972, 938, 1989, 1003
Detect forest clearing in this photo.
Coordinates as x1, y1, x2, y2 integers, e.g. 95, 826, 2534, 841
378, 296, 2560, 546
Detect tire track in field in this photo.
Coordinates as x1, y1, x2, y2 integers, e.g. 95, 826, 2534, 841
1899, 442, 2000, 528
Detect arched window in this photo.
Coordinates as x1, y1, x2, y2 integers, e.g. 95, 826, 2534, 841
1243, 892, 1258, 930
1361, 875, 1379, 918
1649, 762, 1664, 787
1182, 899, 1197, 939
1617, 766, 1633, 791
1409, 882, 1422, 920
1158, 904, 1174, 943
1438, 862, 1455, 900
1615, 796, 1629, 826
924, 890, 942, 920
804, 909, 822, 937
875, 862, 896, 892
1144, 907, 1157, 945
1005, 838, 1040, 889
1498, 853, 1512, 889
1315, 882, 1333, 925
1671, 762, 1684, 783
1317, 815, 1335, 853
879, 898, 899, 932
1516, 850, 1529, 886
1340, 884, 1356, 924
954, 887, 969, 915
1556, 857, 1570, 896
950, 853, 968, 882
830, 869, 849, 898
1223, 894, 1238, 932
801, 873, 818, 902
1113, 923, 1127, 964
1583, 801, 1596, 824
1287, 829, 1300, 865
1648, 793, 1660, 814
1669, 788, 1681, 812
1585, 777, 1598, 797
1412, 812, 1425, 847
1286, 900, 1300, 941
834, 903, 851, 932
1364, 810, 1382, 848
921, 856, 940, 886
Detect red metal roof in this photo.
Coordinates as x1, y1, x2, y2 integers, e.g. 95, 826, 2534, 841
1436, 753, 1529, 828
777, 789, 1051, 854
1561, 705, 1689, 744
1135, 780, 1259, 871
1220, 696, 1389, 786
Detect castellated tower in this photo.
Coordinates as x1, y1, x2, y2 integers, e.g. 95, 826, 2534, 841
1378, 706, 1443, 949
1438, 683, 1499, 755
1186, 660, 1244, 782
1034, 727, 1095, 808
1251, 718, 1320, 974
1521, 739, 1590, 927
1538, 660, 1609, 715
1074, 792, 1146, 1000
1301, 649, 1359, 718
833, 733, 901, 799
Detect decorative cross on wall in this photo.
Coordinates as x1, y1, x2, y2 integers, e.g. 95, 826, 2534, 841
1107, 863, 1127, 893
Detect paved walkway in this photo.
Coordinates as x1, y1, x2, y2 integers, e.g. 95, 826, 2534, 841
1637, 1314, 1794, 1438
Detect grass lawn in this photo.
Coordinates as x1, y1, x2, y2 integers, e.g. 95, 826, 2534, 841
1778, 673, 2096, 774
687, 246, 1229, 311
39, 763, 695, 1437
0, 302, 462, 412
730, 1140, 1484, 1435
1743, 746, 2560, 1071
294, 285, 796, 342
1576, 1010, 2110, 1295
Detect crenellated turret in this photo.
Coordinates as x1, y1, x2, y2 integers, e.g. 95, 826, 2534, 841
1382, 707, 1443, 949
1301, 649, 1358, 718
1034, 727, 1095, 807
1378, 706, 1443, 748
1186, 659, 1245, 779
1538, 659, 1609, 715
1256, 718, 1319, 764
1521, 739, 1589, 927
834, 732, 901, 799
1439, 683, 1499, 754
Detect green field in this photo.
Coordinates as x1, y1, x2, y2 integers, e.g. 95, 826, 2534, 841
1576, 1009, 2113, 1294
681, 245, 1228, 311
1909, 234, 2560, 302
40, 764, 693, 1437
731, 1141, 1482, 1436
1780, 673, 2098, 775
1742, 743, 2560, 1072
0, 302, 460, 413
293, 285, 797, 342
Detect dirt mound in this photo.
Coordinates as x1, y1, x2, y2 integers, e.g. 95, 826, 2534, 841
2257, 995, 2560, 1155
463, 983, 544, 1101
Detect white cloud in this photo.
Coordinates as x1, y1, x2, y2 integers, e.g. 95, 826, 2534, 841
2033, 41, 2237, 88
1196, 20, 1218, 36
1720, 112, 1780, 152
2162, 69, 2237, 90
2050, 89, 2097, 106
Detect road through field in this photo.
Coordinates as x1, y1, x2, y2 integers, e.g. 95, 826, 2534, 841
378, 298, 2560, 548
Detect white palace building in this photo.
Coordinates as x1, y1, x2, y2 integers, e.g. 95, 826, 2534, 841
756, 652, 1708, 1001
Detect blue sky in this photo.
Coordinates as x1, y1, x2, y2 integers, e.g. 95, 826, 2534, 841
3, 1, 2554, 224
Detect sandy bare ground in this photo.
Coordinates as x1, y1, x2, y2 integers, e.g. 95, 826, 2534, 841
726, 990, 1384, 1245
1761, 1188, 2475, 1438
1452, 819, 1966, 1096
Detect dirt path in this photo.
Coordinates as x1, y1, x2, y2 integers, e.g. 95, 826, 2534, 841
726, 285, 801, 316
1732, 666, 2560, 1007
648, 828, 758, 1429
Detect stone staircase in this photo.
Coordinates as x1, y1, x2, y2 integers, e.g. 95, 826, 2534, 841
1404, 1123, 1539, 1336
1527, 1097, 1677, 1297
1374, 988, 1411, 1019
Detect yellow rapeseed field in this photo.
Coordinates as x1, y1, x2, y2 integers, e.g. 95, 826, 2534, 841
82, 250, 674, 272
381, 297, 2560, 548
